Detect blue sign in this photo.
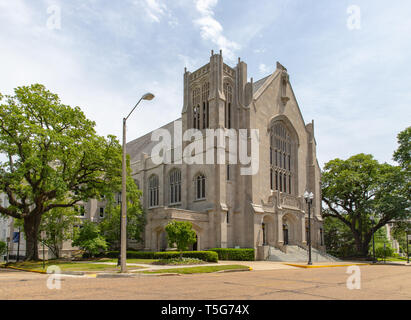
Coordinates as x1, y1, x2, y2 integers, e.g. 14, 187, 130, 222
12, 232, 20, 243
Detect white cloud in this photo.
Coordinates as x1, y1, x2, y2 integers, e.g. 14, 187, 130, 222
177, 54, 202, 71
253, 48, 266, 54
0, 0, 33, 26
143, 0, 167, 23
258, 63, 273, 75
195, 0, 218, 15
193, 0, 239, 62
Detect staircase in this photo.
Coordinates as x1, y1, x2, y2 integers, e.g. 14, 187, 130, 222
267, 245, 340, 262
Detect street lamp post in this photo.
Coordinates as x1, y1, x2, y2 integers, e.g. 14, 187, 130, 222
16, 226, 20, 262
371, 216, 376, 263
407, 228, 409, 264
117, 192, 121, 267
303, 191, 314, 265
120, 93, 154, 273
6, 237, 9, 263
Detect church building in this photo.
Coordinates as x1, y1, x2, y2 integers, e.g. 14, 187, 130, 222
126, 50, 325, 260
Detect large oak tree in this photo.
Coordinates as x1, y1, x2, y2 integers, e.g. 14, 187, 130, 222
321, 153, 409, 257
0, 84, 122, 260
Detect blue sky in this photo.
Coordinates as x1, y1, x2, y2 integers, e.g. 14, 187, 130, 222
0, 0, 410, 167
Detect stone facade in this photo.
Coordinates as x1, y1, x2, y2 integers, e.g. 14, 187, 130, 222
0, 52, 325, 260
127, 51, 325, 258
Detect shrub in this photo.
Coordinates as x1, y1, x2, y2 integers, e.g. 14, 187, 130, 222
152, 258, 205, 265
72, 221, 108, 257
375, 246, 394, 259
207, 248, 255, 261
165, 220, 197, 259
104, 250, 218, 262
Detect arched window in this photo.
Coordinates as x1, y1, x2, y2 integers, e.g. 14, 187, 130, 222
202, 82, 209, 129
270, 122, 294, 194
195, 174, 206, 200
192, 88, 200, 129
169, 169, 181, 204
193, 105, 200, 129
224, 83, 232, 129
149, 175, 159, 207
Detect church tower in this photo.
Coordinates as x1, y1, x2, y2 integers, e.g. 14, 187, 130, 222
180, 50, 253, 248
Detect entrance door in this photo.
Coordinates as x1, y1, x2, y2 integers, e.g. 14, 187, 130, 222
158, 231, 167, 251
262, 223, 267, 245
283, 225, 289, 245
192, 234, 198, 251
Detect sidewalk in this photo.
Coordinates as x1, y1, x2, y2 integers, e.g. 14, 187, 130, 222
85, 261, 227, 272
218, 260, 298, 270
83, 260, 377, 271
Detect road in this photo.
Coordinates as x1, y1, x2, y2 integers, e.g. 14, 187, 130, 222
0, 264, 410, 300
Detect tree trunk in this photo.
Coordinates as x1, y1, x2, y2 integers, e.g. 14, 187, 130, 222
353, 230, 372, 257
24, 214, 42, 261
50, 243, 60, 259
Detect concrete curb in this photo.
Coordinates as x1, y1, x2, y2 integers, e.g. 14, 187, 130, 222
373, 262, 411, 266
284, 263, 370, 269
4, 265, 87, 275
96, 273, 141, 278
5, 266, 47, 274
215, 268, 252, 273
95, 272, 182, 277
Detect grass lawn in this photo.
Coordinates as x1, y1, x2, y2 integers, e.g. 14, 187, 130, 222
95, 258, 159, 264
7, 260, 145, 272
140, 265, 250, 274
377, 256, 409, 262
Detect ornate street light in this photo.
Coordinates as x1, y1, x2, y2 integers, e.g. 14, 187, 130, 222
304, 191, 314, 265
120, 93, 155, 273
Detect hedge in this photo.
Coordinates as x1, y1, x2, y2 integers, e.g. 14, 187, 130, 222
207, 248, 255, 261
375, 246, 394, 259
104, 250, 218, 262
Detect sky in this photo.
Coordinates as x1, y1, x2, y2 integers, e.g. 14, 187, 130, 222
0, 0, 410, 168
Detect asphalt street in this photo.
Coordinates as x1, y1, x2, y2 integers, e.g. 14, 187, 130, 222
0, 264, 410, 300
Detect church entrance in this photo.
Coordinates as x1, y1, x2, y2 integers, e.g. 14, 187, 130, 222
262, 215, 275, 246
262, 223, 267, 245
157, 230, 168, 251
192, 234, 198, 251
283, 224, 289, 245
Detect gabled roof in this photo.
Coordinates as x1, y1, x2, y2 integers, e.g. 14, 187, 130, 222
252, 75, 271, 93
126, 118, 180, 162
252, 69, 281, 100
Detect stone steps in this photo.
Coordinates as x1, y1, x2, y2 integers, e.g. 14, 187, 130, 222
267, 245, 340, 262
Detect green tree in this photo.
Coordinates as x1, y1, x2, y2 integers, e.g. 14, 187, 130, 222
99, 182, 145, 249
392, 126, 411, 253
322, 154, 409, 257
375, 245, 394, 259
165, 220, 197, 259
393, 126, 411, 172
0, 240, 6, 256
72, 220, 107, 257
391, 221, 411, 254
38, 207, 80, 259
0, 84, 122, 260
323, 216, 356, 258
